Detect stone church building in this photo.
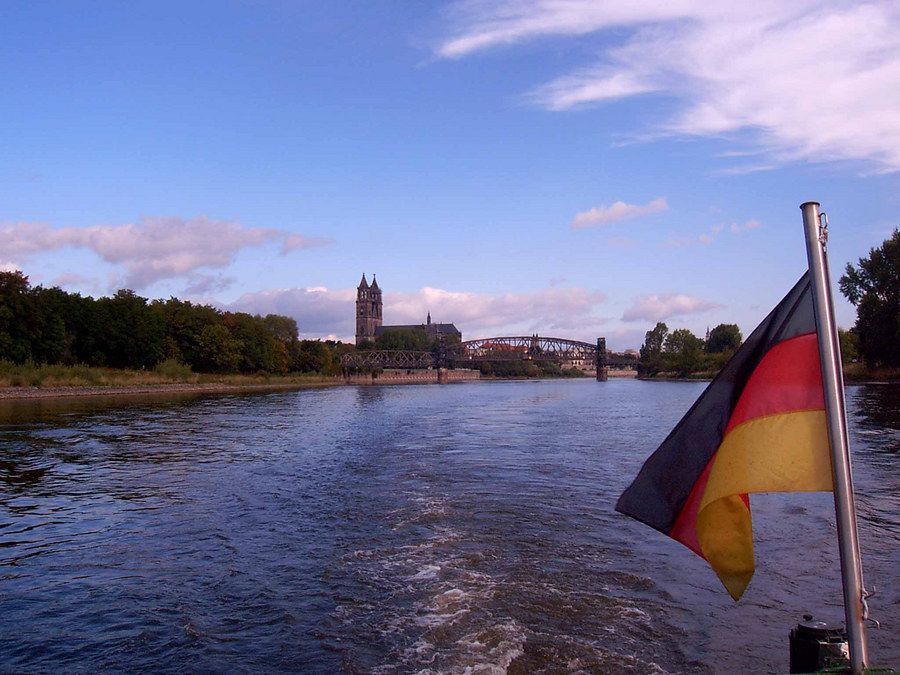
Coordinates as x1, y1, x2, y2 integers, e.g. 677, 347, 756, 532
355, 274, 462, 345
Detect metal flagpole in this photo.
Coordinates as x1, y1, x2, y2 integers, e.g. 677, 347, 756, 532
800, 201, 869, 673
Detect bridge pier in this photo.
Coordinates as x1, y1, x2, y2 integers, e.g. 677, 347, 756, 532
596, 337, 608, 382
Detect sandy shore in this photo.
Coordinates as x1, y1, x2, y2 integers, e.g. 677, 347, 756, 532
0, 381, 342, 401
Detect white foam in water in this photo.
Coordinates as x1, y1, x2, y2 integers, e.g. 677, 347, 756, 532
408, 563, 443, 581
423, 619, 526, 675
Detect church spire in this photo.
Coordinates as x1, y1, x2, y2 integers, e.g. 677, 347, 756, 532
358, 273, 369, 289
371, 275, 379, 291
427, 311, 431, 325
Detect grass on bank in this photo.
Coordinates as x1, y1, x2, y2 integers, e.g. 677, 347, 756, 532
0, 359, 335, 389
842, 362, 900, 382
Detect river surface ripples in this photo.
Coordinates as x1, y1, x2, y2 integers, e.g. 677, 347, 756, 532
0, 380, 897, 673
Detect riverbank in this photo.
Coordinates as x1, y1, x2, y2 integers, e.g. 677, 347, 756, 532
638, 364, 900, 384
0, 362, 343, 400
0, 379, 342, 401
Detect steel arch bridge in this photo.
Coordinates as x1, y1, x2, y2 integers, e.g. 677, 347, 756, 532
339, 335, 613, 371
447, 335, 597, 363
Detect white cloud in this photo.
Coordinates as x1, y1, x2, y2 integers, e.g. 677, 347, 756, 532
437, 0, 900, 172
0, 217, 331, 289
622, 293, 722, 322
228, 284, 608, 342
571, 197, 668, 229
0, 262, 22, 273
730, 219, 762, 233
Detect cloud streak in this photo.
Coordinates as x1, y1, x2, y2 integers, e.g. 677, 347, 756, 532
437, 0, 900, 172
571, 197, 668, 230
0, 217, 331, 289
622, 293, 722, 322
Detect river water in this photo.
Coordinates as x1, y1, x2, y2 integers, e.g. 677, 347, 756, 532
0, 379, 897, 674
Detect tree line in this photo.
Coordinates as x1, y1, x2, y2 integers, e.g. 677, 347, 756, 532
638, 322, 742, 377
0, 271, 347, 375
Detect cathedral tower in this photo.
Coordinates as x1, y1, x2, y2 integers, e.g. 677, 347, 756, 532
355, 273, 382, 345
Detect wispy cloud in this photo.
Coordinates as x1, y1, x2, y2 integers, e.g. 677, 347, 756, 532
730, 219, 762, 233
622, 292, 723, 322
662, 220, 759, 247
436, 0, 900, 172
0, 217, 332, 289
571, 197, 668, 230
660, 237, 692, 249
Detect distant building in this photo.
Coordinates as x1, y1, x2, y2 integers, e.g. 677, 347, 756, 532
355, 274, 462, 345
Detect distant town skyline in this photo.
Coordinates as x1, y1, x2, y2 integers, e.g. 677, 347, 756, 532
2, 1, 898, 351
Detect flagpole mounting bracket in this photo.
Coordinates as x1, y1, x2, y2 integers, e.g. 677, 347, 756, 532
818, 212, 829, 248
862, 586, 881, 629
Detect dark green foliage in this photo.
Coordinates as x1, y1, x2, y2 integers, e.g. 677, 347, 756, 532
706, 323, 742, 354
264, 314, 299, 343
356, 339, 376, 351
838, 328, 859, 365
375, 329, 434, 351
294, 340, 339, 375
639, 322, 668, 376
639, 320, 738, 377
839, 229, 900, 367
225, 312, 277, 373
94, 290, 165, 369
0, 271, 33, 362
0, 271, 317, 375
664, 328, 705, 376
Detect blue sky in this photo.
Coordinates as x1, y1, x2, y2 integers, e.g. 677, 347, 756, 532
2, 1, 898, 350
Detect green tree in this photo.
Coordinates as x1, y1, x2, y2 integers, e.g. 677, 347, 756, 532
665, 328, 704, 376
294, 340, 337, 374
29, 286, 67, 364
95, 290, 165, 369
226, 312, 278, 373
839, 229, 900, 367
375, 328, 433, 351
706, 323, 742, 354
264, 314, 299, 344
639, 322, 668, 376
0, 271, 33, 362
838, 328, 859, 365
157, 298, 222, 370
195, 324, 242, 373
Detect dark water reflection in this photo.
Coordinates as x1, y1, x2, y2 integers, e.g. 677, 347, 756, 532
0, 381, 897, 674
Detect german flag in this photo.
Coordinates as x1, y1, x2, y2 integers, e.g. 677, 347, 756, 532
616, 272, 834, 600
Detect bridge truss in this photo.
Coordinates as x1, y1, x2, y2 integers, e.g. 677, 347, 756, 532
447, 336, 597, 364
339, 335, 623, 371
340, 349, 436, 370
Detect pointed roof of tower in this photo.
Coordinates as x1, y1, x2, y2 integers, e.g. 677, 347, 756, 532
427, 311, 431, 325
358, 273, 369, 289
371, 275, 380, 291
